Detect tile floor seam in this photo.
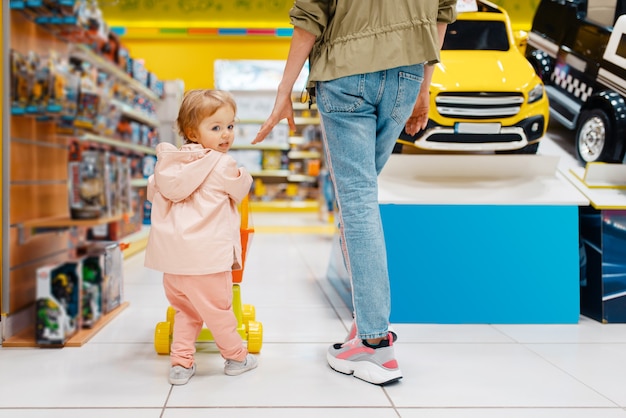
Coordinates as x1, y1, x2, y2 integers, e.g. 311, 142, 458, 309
382, 386, 403, 418
395, 406, 626, 410
521, 342, 624, 408
489, 324, 523, 343
161, 385, 174, 418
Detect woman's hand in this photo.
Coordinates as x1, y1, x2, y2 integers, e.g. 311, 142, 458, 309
253, 90, 297, 144
405, 88, 430, 136
253, 27, 316, 144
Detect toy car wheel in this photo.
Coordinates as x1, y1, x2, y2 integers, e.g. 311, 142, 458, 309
154, 321, 171, 355
246, 320, 263, 353
242, 304, 256, 328
576, 109, 616, 163
166, 306, 176, 323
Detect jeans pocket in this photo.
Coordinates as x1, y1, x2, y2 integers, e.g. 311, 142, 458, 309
317, 74, 365, 113
391, 70, 424, 125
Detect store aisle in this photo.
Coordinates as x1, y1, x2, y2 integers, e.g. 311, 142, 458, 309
2, 130, 626, 417
1, 211, 626, 417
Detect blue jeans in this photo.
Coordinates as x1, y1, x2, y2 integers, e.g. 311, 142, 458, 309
316, 64, 425, 340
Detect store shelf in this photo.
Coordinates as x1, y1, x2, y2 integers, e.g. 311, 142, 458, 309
121, 226, 150, 259
251, 171, 316, 182
239, 117, 319, 125
289, 136, 306, 146
288, 150, 321, 160
287, 174, 318, 183
292, 102, 317, 110
250, 169, 291, 178
231, 144, 289, 151
18, 214, 129, 245
130, 178, 149, 187
250, 200, 319, 212
254, 224, 337, 234
294, 117, 320, 125
111, 99, 160, 128
70, 44, 161, 103
23, 213, 126, 229
65, 133, 156, 155
1, 302, 129, 348
4, 2, 160, 348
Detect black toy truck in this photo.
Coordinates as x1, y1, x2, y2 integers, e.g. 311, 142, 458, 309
526, 0, 626, 163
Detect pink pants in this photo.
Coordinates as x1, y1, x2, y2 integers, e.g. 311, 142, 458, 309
163, 272, 247, 368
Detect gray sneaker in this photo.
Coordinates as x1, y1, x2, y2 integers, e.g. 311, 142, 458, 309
169, 363, 196, 385
328, 332, 402, 385
224, 354, 258, 376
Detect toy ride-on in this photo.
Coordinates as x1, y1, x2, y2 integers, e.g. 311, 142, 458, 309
153, 196, 263, 354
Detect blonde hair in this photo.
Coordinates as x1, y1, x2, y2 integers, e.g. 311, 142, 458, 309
176, 89, 237, 143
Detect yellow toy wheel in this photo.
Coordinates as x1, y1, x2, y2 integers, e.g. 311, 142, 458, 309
166, 306, 176, 323
246, 320, 263, 353
154, 321, 171, 355
242, 304, 255, 329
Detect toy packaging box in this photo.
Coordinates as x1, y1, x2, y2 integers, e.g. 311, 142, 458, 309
103, 151, 121, 218
35, 260, 83, 345
81, 254, 103, 328
10, 49, 29, 115
24, 51, 48, 115
118, 155, 132, 215
73, 88, 99, 130
68, 146, 106, 219
120, 186, 145, 237
73, 62, 100, 130
79, 241, 124, 316
94, 241, 124, 314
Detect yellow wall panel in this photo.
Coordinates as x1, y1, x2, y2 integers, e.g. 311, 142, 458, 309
101, 1, 291, 29
101, 0, 539, 31
490, 0, 541, 30
124, 38, 291, 90
113, 2, 539, 92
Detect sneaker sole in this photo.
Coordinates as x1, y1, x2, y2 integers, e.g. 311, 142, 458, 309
326, 352, 402, 385
169, 376, 193, 385
224, 362, 258, 376
169, 367, 195, 385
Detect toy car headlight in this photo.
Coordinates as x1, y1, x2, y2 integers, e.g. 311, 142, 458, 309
528, 83, 544, 104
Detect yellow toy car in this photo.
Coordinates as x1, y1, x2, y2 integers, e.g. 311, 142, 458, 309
398, 0, 549, 154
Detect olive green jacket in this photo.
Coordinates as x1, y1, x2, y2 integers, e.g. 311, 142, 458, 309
290, 0, 457, 83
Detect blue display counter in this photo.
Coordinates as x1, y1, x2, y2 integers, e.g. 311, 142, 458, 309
328, 154, 589, 324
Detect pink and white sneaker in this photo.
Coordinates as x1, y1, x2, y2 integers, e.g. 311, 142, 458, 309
327, 332, 402, 385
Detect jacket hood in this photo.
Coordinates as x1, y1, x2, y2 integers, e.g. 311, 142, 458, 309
153, 143, 222, 203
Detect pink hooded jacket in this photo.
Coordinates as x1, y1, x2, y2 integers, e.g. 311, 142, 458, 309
144, 142, 253, 275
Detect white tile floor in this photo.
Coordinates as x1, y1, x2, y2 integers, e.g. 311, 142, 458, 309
3, 122, 626, 417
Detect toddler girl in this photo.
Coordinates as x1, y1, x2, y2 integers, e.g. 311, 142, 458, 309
145, 89, 256, 385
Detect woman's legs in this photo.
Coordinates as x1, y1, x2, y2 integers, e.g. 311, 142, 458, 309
317, 64, 424, 341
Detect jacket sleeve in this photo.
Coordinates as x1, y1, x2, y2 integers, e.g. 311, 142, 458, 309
221, 157, 253, 203
147, 174, 156, 202
438, 0, 457, 23
290, 0, 334, 37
